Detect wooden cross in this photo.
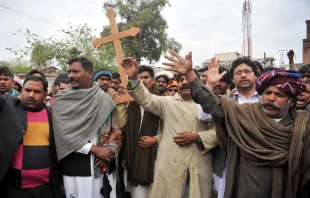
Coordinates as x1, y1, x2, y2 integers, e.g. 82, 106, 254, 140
92, 8, 140, 103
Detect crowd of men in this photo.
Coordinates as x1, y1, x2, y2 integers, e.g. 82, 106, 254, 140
1, 50, 310, 198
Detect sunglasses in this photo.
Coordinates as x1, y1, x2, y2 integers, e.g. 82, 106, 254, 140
168, 88, 178, 92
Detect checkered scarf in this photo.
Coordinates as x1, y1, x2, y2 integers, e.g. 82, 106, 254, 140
256, 70, 305, 96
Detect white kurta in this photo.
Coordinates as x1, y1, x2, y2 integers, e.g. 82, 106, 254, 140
63, 135, 117, 198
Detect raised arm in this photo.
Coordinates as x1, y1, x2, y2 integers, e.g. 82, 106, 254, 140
121, 57, 165, 117
163, 51, 225, 118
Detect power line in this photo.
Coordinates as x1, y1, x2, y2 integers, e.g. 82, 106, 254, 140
0, 4, 69, 30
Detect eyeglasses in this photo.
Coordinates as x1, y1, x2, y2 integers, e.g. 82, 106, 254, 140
234, 69, 253, 76
168, 89, 178, 92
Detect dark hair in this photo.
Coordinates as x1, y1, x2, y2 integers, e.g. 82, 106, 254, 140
0, 66, 14, 79
58, 72, 69, 79
253, 61, 263, 72
26, 69, 46, 79
53, 78, 61, 86
230, 57, 258, 79
219, 67, 231, 84
262, 66, 279, 74
197, 68, 207, 73
298, 64, 310, 75
23, 75, 48, 92
68, 56, 93, 72
175, 70, 200, 82
112, 72, 120, 79
59, 78, 69, 85
156, 74, 169, 84
138, 65, 155, 78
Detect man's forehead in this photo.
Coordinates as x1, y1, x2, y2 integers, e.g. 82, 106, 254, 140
98, 75, 111, 80
157, 77, 166, 82
0, 74, 11, 79
234, 63, 252, 71
68, 62, 84, 70
23, 81, 44, 89
138, 71, 151, 77
178, 75, 186, 82
264, 85, 285, 93
301, 72, 310, 76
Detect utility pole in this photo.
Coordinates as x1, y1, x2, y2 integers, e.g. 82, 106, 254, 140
242, 0, 252, 58
279, 49, 288, 67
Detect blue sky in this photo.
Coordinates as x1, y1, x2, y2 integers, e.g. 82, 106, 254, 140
0, 0, 309, 67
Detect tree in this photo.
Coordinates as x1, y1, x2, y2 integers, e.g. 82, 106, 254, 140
6, 29, 54, 70
102, 0, 182, 65
6, 24, 119, 72
1, 59, 32, 73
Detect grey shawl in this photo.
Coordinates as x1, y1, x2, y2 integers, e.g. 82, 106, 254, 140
52, 82, 116, 161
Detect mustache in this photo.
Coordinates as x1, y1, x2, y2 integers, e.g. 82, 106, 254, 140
240, 79, 249, 83
261, 101, 280, 110
27, 98, 36, 103
180, 84, 190, 90
69, 78, 77, 83
214, 85, 222, 89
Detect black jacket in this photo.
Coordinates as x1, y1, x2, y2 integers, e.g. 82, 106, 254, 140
0, 93, 61, 198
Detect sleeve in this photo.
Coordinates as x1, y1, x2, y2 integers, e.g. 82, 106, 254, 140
197, 104, 213, 121
0, 95, 4, 113
300, 123, 310, 197
126, 79, 165, 117
106, 111, 123, 155
196, 121, 218, 155
154, 131, 163, 146
76, 143, 92, 154
114, 103, 127, 129
189, 77, 224, 118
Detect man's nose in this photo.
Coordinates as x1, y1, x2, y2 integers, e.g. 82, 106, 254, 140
267, 93, 276, 101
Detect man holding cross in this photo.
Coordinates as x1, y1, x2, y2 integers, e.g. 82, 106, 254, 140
163, 50, 310, 198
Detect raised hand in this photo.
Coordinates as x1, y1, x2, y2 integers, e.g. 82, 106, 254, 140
121, 57, 139, 80
163, 50, 193, 75
206, 57, 227, 85
287, 49, 294, 64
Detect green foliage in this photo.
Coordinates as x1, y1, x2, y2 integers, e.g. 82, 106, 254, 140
102, 0, 182, 65
6, 24, 118, 72
5, 59, 32, 73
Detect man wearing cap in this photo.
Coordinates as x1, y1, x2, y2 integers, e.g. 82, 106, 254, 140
164, 50, 310, 198
93, 68, 127, 129
13, 76, 22, 93
0, 66, 21, 97
166, 80, 178, 96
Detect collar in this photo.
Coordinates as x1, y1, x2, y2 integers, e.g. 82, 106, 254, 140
173, 93, 192, 101
20, 102, 45, 112
10, 89, 16, 96
279, 109, 295, 126
234, 90, 261, 101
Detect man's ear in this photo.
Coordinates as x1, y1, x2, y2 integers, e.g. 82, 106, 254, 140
151, 78, 156, 84
289, 97, 296, 107
88, 70, 93, 79
44, 91, 48, 99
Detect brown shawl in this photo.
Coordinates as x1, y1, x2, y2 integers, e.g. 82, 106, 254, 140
124, 83, 160, 186
218, 96, 309, 198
